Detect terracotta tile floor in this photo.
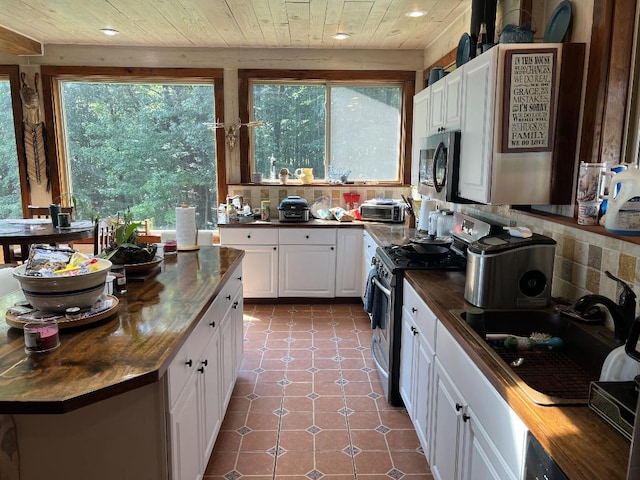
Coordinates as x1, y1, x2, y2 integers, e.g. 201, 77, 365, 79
204, 303, 433, 479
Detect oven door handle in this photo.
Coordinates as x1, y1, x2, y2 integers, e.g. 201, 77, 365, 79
372, 276, 392, 299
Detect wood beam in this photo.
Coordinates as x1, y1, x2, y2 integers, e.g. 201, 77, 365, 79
0, 25, 42, 55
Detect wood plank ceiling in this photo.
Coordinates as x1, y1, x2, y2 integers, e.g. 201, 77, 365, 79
0, 0, 469, 54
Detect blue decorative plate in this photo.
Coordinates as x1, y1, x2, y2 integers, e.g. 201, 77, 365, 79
543, 0, 572, 43
456, 33, 474, 67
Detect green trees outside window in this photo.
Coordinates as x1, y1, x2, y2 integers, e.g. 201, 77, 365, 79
0, 80, 22, 218
252, 82, 402, 182
61, 82, 217, 229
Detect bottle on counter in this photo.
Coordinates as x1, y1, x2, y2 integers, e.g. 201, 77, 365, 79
476, 22, 487, 56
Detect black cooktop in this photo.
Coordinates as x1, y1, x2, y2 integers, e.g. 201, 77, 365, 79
378, 243, 467, 271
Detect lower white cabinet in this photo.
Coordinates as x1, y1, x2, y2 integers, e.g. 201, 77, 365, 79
361, 230, 377, 301
431, 322, 527, 480
279, 244, 336, 296
167, 263, 243, 480
336, 228, 363, 297
399, 280, 436, 457
220, 226, 362, 298
219, 229, 278, 298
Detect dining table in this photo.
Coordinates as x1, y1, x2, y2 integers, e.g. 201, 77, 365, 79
0, 218, 94, 263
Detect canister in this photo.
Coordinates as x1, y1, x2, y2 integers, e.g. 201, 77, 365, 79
261, 200, 271, 221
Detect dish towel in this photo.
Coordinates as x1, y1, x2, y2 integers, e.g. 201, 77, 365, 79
363, 268, 385, 329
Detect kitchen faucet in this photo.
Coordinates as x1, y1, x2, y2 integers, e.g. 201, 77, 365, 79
572, 271, 637, 345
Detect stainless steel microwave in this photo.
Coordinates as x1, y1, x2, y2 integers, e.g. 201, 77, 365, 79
359, 201, 405, 223
418, 130, 470, 203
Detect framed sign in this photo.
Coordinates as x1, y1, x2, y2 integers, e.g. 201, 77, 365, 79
501, 48, 557, 153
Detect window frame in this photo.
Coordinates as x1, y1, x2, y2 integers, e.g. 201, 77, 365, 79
0, 65, 28, 216
238, 69, 415, 185
39, 66, 226, 207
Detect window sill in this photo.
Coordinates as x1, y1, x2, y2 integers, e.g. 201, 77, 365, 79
231, 182, 409, 187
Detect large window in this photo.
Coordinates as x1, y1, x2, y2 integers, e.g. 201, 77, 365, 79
42, 67, 224, 230
241, 70, 414, 184
0, 69, 22, 218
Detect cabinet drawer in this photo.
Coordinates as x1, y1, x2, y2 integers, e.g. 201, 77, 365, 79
279, 228, 336, 245
220, 228, 278, 245
403, 279, 436, 347
436, 322, 527, 476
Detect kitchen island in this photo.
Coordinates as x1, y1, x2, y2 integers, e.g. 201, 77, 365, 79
0, 246, 244, 480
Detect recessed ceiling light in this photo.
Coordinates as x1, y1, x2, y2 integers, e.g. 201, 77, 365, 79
406, 10, 427, 18
332, 32, 350, 40
100, 28, 120, 36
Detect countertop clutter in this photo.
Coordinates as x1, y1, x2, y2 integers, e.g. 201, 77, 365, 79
364, 225, 630, 480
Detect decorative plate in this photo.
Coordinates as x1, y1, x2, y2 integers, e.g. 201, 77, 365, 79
456, 33, 474, 67
543, 0, 572, 43
118, 256, 163, 274
6, 295, 119, 329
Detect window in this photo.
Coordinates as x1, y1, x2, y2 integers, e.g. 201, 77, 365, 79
0, 68, 23, 218
41, 67, 224, 230
241, 70, 414, 184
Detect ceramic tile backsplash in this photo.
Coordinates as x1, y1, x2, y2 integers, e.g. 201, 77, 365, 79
227, 185, 410, 213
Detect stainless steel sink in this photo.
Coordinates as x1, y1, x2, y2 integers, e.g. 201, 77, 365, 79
449, 308, 618, 405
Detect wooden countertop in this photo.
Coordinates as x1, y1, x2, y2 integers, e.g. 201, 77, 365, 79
404, 269, 631, 480
0, 246, 244, 414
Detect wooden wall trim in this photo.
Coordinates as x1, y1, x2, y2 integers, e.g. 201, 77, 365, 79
580, 0, 638, 165
214, 77, 227, 204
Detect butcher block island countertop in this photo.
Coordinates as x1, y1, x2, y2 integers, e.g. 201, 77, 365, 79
0, 245, 244, 414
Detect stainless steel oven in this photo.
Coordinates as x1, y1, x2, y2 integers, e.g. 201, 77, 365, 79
365, 213, 497, 406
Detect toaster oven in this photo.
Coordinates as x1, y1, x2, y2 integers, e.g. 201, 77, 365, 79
359, 201, 405, 223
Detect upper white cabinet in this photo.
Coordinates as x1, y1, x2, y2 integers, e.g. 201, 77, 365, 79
457, 43, 585, 205
415, 43, 585, 205
428, 67, 464, 135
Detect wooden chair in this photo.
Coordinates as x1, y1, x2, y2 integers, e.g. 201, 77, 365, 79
93, 219, 116, 255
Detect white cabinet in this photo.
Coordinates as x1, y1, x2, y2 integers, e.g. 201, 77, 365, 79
411, 88, 430, 186
399, 280, 436, 458
428, 67, 464, 135
456, 43, 584, 205
167, 263, 243, 480
458, 47, 498, 204
361, 230, 377, 301
220, 226, 361, 298
431, 321, 527, 480
336, 228, 363, 297
219, 229, 278, 298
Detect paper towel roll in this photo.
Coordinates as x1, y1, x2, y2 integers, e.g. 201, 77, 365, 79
176, 206, 199, 251
418, 199, 437, 232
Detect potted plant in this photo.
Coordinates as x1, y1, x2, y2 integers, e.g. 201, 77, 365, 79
99, 209, 157, 265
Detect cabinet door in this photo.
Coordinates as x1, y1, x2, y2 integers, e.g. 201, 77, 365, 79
336, 229, 363, 297
170, 372, 203, 480
200, 331, 222, 466
399, 311, 416, 416
431, 359, 464, 480
229, 245, 277, 298
428, 81, 445, 134
413, 335, 434, 458
444, 68, 464, 130
361, 230, 377, 301
458, 48, 497, 204
412, 88, 430, 186
279, 244, 336, 297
